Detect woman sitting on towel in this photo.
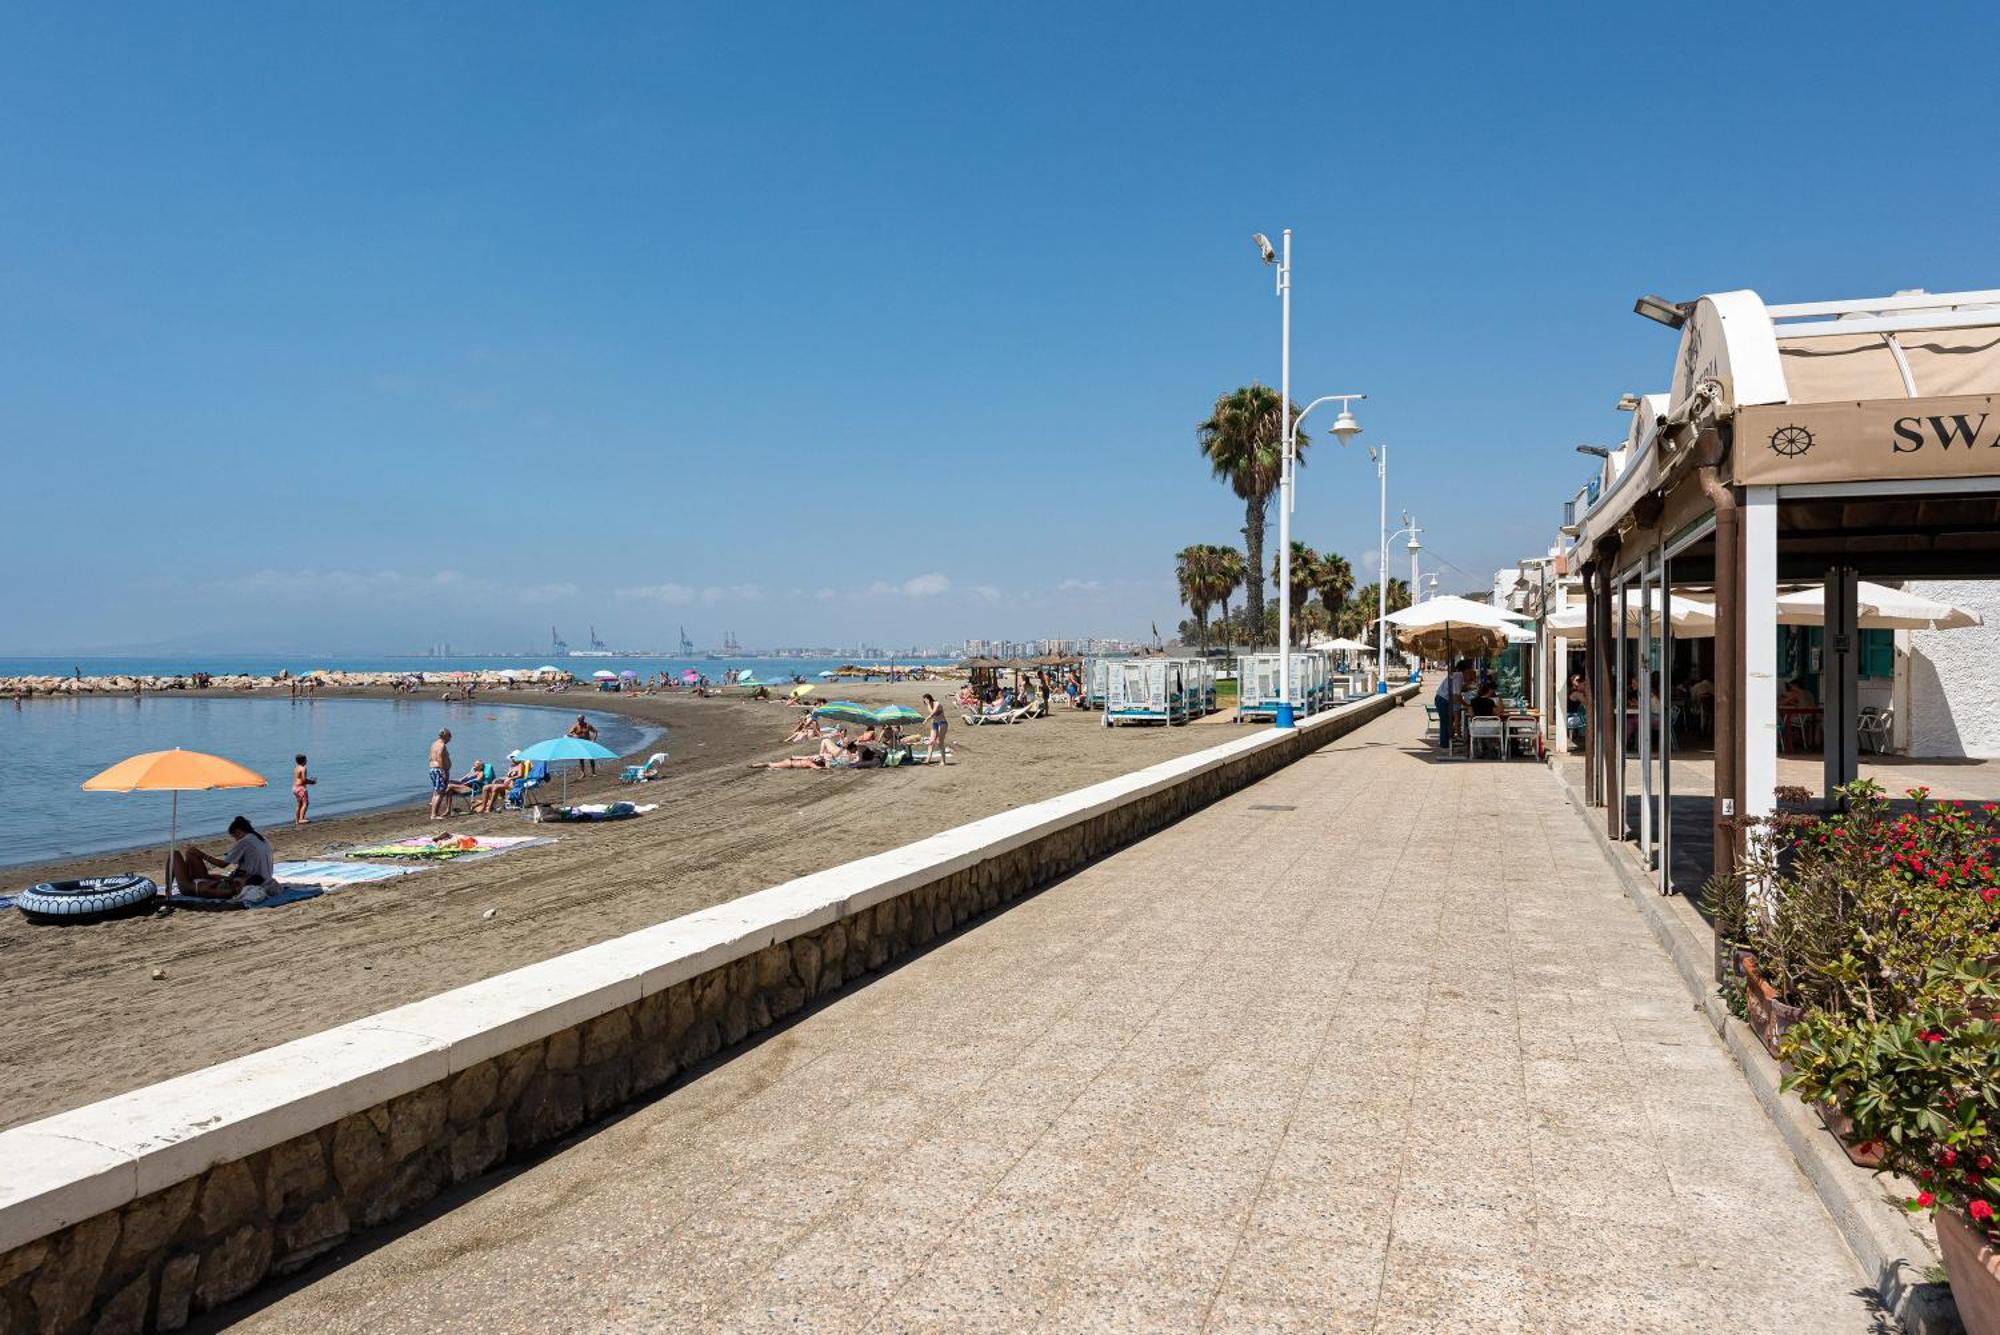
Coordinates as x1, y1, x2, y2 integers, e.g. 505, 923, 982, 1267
170, 817, 278, 901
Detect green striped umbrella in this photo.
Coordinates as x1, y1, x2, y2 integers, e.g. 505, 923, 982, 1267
873, 705, 925, 727
811, 700, 879, 727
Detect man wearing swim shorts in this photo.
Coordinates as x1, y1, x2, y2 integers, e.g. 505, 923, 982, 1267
429, 728, 452, 820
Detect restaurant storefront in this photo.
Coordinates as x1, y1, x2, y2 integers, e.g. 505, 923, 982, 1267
1567, 287, 2000, 891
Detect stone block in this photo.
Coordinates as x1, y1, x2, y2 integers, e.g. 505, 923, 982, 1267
154, 1254, 198, 1332
329, 1113, 388, 1194
195, 1160, 260, 1240
507, 1071, 583, 1149
674, 1016, 719, 1068
754, 943, 790, 992
114, 1179, 196, 1268
580, 1010, 632, 1067
28, 1214, 117, 1335
359, 1154, 444, 1230
721, 997, 750, 1046
694, 973, 728, 1027
662, 982, 694, 1046
262, 1138, 327, 1218
495, 1042, 543, 1106
386, 1085, 449, 1162
543, 1027, 580, 1073
448, 1116, 507, 1184
275, 1198, 348, 1273
631, 1034, 676, 1093
632, 991, 668, 1040
581, 1061, 632, 1120
447, 1060, 500, 1124
818, 924, 846, 982
790, 935, 822, 998
0, 1239, 47, 1289
745, 994, 771, 1036
193, 1225, 270, 1311
727, 958, 755, 1001
768, 984, 807, 1022
90, 1269, 148, 1335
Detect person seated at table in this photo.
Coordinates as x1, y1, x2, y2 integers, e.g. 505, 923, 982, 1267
1468, 682, 1501, 719
1565, 672, 1588, 749
1779, 678, 1816, 707
170, 816, 279, 900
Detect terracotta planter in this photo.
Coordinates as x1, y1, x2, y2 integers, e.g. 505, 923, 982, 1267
1812, 1100, 1886, 1169
1936, 1207, 2000, 1335
1742, 961, 1804, 1060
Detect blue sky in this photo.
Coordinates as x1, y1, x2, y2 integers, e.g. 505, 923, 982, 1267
3, 2, 1995, 654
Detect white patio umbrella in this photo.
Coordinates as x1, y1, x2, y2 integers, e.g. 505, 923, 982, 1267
1775, 581, 1984, 631
1546, 595, 1718, 638
1382, 595, 1522, 658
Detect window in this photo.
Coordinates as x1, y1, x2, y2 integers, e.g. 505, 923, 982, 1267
1860, 629, 1895, 679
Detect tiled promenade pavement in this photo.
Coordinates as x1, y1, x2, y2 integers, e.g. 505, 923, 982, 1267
238, 708, 1882, 1333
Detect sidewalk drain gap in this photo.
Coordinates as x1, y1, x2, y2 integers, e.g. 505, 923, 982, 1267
1247, 804, 1298, 811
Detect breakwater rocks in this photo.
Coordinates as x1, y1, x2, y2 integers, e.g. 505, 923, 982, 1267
2, 670, 576, 699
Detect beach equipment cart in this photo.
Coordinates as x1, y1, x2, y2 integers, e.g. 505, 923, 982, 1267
1105, 658, 1189, 726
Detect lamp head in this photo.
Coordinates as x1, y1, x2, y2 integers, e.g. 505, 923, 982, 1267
1632, 294, 1689, 329
1576, 444, 1612, 459
1253, 233, 1277, 264
1331, 408, 1362, 443
1615, 392, 1642, 412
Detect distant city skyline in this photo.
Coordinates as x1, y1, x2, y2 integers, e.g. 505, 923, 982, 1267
4, 5, 1994, 654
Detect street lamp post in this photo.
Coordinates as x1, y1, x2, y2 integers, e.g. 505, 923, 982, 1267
1255, 228, 1363, 726
1366, 444, 1389, 691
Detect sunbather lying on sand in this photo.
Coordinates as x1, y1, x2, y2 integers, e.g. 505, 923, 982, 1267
751, 737, 859, 770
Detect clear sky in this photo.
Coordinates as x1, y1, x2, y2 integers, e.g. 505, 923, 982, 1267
4, 2, 1995, 654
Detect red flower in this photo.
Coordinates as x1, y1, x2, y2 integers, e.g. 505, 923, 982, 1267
1980, 1156, 1993, 1171
1942, 1150, 1959, 1167
1919, 1191, 1937, 1208
1920, 1030, 1946, 1043
1974, 1200, 1995, 1223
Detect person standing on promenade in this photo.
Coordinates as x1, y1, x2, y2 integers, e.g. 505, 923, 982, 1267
921, 693, 948, 765
292, 753, 316, 826
1434, 658, 1467, 751
568, 713, 599, 776
428, 729, 453, 819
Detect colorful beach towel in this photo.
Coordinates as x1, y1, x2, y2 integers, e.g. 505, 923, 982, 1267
345, 834, 555, 861
538, 802, 658, 823
170, 885, 327, 912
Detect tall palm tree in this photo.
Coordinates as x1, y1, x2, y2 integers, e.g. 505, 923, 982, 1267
1197, 385, 1309, 641
1175, 545, 1218, 652
1210, 545, 1246, 647
1269, 540, 1320, 646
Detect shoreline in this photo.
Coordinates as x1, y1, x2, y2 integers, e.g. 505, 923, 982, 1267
0, 688, 669, 880
0, 685, 1237, 1129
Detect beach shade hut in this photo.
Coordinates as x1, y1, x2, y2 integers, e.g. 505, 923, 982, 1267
1233, 653, 1326, 721
82, 749, 267, 892
1105, 659, 1188, 726
515, 736, 620, 803
811, 700, 880, 728
1083, 657, 1117, 710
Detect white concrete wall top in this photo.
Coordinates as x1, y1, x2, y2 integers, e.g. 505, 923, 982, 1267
0, 690, 1409, 1256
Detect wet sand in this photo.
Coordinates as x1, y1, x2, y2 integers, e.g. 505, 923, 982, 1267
0, 684, 1240, 1128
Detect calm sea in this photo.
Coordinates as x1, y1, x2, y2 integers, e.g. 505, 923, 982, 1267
0, 696, 660, 876
0, 655, 948, 681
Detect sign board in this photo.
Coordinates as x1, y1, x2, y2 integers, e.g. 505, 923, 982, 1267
1735, 394, 2000, 485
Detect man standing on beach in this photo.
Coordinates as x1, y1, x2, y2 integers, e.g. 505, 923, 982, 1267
429, 728, 453, 819
567, 713, 598, 776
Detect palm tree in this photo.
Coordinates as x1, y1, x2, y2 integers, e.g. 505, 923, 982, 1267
1343, 577, 1416, 644
1197, 385, 1309, 642
1210, 545, 1246, 647
1175, 545, 1218, 653
1314, 551, 1355, 626
1269, 540, 1320, 647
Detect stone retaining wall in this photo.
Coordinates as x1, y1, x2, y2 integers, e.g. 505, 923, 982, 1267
0, 690, 1408, 1333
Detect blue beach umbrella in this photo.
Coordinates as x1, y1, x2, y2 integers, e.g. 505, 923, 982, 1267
516, 736, 621, 802
872, 705, 924, 727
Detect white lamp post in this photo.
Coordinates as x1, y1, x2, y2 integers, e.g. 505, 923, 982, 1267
1254, 225, 1366, 725
1383, 512, 1421, 691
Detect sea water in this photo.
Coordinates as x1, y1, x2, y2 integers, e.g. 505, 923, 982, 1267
0, 696, 658, 874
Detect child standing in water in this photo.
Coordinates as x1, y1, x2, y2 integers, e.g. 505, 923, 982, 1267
292, 753, 316, 826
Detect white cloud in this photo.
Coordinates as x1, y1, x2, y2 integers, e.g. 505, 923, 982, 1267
862, 573, 950, 598
1056, 577, 1103, 593
615, 582, 698, 606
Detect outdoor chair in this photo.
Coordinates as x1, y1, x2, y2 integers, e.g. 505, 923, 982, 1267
620, 752, 669, 783
1467, 716, 1504, 759
1857, 705, 1893, 755
1423, 703, 1440, 741
1504, 716, 1540, 760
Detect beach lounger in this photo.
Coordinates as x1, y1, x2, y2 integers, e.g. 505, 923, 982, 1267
961, 705, 1033, 726
506, 761, 551, 808
620, 752, 669, 783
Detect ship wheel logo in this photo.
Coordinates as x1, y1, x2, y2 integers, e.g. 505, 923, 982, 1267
1768, 424, 1815, 458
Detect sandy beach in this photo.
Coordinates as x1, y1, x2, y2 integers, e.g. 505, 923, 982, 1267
0, 683, 1238, 1129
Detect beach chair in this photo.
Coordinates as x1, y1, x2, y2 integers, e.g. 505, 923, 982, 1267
506, 762, 551, 808
1857, 705, 1893, 754
1423, 704, 1439, 741
620, 752, 669, 783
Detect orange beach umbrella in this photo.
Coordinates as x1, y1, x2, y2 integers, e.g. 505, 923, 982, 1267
82, 749, 266, 890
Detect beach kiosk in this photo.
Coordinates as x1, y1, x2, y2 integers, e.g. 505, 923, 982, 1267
1565, 286, 2000, 898
1105, 658, 1189, 726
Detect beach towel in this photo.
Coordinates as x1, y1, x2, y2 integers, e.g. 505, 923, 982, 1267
537, 802, 657, 823
274, 860, 426, 886
345, 834, 553, 860
169, 885, 327, 911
